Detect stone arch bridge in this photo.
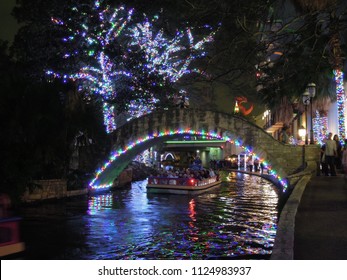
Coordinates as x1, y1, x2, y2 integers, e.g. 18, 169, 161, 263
89, 109, 320, 191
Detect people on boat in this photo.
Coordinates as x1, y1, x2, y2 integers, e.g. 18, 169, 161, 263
209, 168, 216, 177
150, 166, 218, 183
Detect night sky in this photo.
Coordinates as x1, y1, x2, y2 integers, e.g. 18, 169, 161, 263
0, 0, 19, 42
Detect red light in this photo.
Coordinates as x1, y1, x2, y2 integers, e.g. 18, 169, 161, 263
189, 179, 195, 186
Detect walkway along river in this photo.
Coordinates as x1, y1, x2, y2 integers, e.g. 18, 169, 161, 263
18, 172, 280, 259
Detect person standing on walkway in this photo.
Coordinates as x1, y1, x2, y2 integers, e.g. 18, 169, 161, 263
320, 144, 328, 175
323, 132, 337, 176
342, 139, 347, 178
333, 134, 343, 169
253, 158, 259, 172
246, 157, 253, 172
260, 162, 264, 174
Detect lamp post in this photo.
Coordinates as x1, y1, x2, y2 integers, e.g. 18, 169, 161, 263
307, 83, 316, 144
302, 91, 310, 145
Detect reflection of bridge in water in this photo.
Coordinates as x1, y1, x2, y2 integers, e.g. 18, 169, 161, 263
89, 109, 320, 192
20, 176, 280, 259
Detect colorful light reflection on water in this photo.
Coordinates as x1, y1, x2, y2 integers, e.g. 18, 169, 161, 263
86, 172, 278, 259
20, 172, 279, 260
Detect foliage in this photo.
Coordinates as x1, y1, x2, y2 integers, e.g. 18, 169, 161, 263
44, 1, 216, 132
257, 14, 335, 108
0, 41, 107, 201
10, 0, 271, 117
257, 0, 347, 109
10, 0, 347, 112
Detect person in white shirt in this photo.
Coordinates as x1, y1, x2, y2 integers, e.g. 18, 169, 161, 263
209, 168, 216, 177
323, 132, 337, 176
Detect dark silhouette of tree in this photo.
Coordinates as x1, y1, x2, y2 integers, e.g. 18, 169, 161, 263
0, 40, 107, 202
288, 0, 347, 140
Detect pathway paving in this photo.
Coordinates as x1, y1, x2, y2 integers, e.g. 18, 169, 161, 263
271, 172, 347, 259
293, 173, 347, 259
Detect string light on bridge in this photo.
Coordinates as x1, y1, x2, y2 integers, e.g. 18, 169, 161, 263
89, 129, 288, 192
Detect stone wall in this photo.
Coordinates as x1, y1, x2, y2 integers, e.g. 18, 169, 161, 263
116, 168, 133, 186
22, 168, 134, 203
22, 179, 87, 203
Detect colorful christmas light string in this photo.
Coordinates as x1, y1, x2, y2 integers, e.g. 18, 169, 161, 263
130, 20, 216, 84
89, 129, 288, 192
334, 69, 346, 142
313, 110, 328, 146
48, 1, 216, 134
49, 3, 136, 133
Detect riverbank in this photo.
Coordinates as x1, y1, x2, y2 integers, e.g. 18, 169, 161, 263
20, 162, 156, 204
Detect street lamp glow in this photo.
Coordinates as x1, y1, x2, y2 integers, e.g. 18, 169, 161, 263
307, 83, 316, 98
298, 125, 306, 138
302, 91, 310, 145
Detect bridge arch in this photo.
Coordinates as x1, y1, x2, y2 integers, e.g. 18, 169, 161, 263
89, 109, 319, 192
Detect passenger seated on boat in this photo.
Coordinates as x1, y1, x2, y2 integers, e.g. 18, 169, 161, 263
165, 165, 174, 171
194, 156, 202, 165
209, 168, 216, 177
193, 171, 203, 181
178, 173, 189, 185
202, 169, 210, 179
190, 162, 202, 171
149, 166, 219, 186
157, 172, 169, 184
168, 171, 178, 185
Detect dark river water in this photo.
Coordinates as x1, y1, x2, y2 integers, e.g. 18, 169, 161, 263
18, 172, 279, 260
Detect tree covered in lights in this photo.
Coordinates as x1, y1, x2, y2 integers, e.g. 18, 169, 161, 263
256, 0, 347, 140
290, 0, 347, 141
11, 0, 282, 119
16, 0, 347, 124
45, 0, 215, 133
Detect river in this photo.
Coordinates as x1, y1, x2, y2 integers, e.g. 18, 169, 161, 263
18, 172, 279, 259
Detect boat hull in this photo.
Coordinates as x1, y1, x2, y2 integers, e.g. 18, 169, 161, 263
147, 180, 221, 195
0, 217, 25, 258
0, 242, 25, 257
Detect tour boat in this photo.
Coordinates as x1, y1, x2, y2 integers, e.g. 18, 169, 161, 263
0, 194, 25, 258
147, 176, 221, 195
0, 216, 25, 258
